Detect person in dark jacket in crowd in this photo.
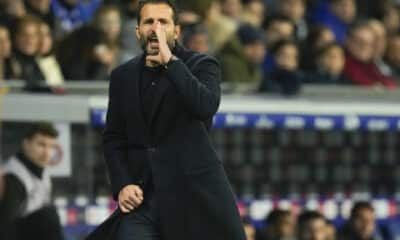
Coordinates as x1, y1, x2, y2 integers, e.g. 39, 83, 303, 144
260, 39, 302, 95
0, 122, 64, 240
338, 201, 383, 240
308, 42, 349, 84
297, 211, 329, 240
87, 0, 245, 240
256, 209, 296, 240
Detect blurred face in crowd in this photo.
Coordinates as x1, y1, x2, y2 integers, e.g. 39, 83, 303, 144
221, 0, 242, 19
244, 223, 256, 240
368, 20, 387, 59
383, 6, 400, 36
15, 21, 40, 56
26, 0, 51, 13
277, 213, 296, 237
0, 27, 12, 59
243, 41, 266, 64
351, 208, 376, 240
280, 0, 306, 22
318, 45, 345, 75
243, 0, 265, 26
315, 28, 335, 49
5, 0, 26, 17
265, 21, 294, 46
97, 8, 121, 44
299, 218, 328, 240
23, 133, 58, 168
275, 43, 298, 71
346, 27, 375, 62
386, 35, 400, 68
186, 33, 209, 54
330, 0, 356, 24
38, 22, 52, 55
136, 3, 180, 55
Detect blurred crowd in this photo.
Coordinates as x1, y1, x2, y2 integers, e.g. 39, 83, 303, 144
0, 0, 399, 94
243, 201, 387, 240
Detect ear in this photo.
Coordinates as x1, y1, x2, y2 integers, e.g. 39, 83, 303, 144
174, 25, 181, 40
135, 25, 140, 40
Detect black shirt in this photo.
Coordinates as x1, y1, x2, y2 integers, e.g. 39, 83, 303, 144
140, 65, 164, 123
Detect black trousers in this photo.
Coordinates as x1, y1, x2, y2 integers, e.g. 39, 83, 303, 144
116, 183, 162, 240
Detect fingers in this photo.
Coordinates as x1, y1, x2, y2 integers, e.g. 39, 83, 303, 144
119, 199, 136, 213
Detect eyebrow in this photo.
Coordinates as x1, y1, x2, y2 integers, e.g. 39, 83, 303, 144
142, 17, 170, 23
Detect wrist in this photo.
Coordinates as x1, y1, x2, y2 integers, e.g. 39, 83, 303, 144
163, 55, 178, 69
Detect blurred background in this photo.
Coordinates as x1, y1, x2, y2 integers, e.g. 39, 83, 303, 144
2, 0, 400, 239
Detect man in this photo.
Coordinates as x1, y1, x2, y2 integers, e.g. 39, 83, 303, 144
297, 211, 329, 240
338, 202, 383, 240
89, 0, 246, 240
218, 23, 266, 92
0, 122, 64, 240
343, 22, 396, 88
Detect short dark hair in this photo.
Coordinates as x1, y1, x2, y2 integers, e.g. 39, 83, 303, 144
297, 210, 326, 228
262, 15, 293, 31
350, 201, 374, 219
265, 209, 292, 226
270, 39, 298, 56
24, 122, 59, 140
316, 42, 343, 58
137, 0, 179, 25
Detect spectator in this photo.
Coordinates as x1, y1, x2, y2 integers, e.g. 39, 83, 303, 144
261, 15, 295, 74
0, 122, 64, 240
93, 5, 126, 66
10, 15, 46, 88
36, 20, 64, 87
277, 0, 308, 40
240, 0, 265, 27
309, 42, 348, 84
204, 0, 238, 53
309, 0, 357, 43
343, 22, 397, 88
182, 23, 210, 54
0, 25, 15, 80
57, 25, 110, 80
259, 39, 302, 95
367, 19, 393, 78
297, 210, 329, 240
218, 24, 266, 92
262, 15, 295, 48
119, 0, 142, 58
381, 4, 400, 36
257, 209, 296, 240
0, 0, 27, 30
243, 218, 256, 240
220, 0, 243, 21
23, 0, 62, 38
50, 0, 101, 36
300, 25, 335, 72
338, 201, 383, 240
385, 34, 400, 80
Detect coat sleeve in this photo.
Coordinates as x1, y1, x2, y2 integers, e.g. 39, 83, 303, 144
103, 69, 132, 200
164, 56, 221, 120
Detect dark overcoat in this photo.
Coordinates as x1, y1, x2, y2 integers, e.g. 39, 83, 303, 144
87, 44, 245, 240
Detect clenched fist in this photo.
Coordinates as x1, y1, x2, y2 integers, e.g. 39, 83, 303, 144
118, 184, 144, 213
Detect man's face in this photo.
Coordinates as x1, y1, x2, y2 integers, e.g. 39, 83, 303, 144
136, 3, 180, 55
280, 0, 305, 22
368, 21, 387, 59
330, 0, 356, 23
300, 219, 327, 240
243, 41, 266, 64
319, 46, 345, 75
346, 28, 375, 62
265, 21, 294, 46
275, 44, 298, 71
23, 133, 58, 168
16, 22, 40, 56
352, 209, 376, 240
0, 28, 11, 59
386, 36, 400, 68
186, 33, 209, 54
278, 214, 296, 237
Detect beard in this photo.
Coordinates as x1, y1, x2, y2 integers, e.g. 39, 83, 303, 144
139, 31, 176, 55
